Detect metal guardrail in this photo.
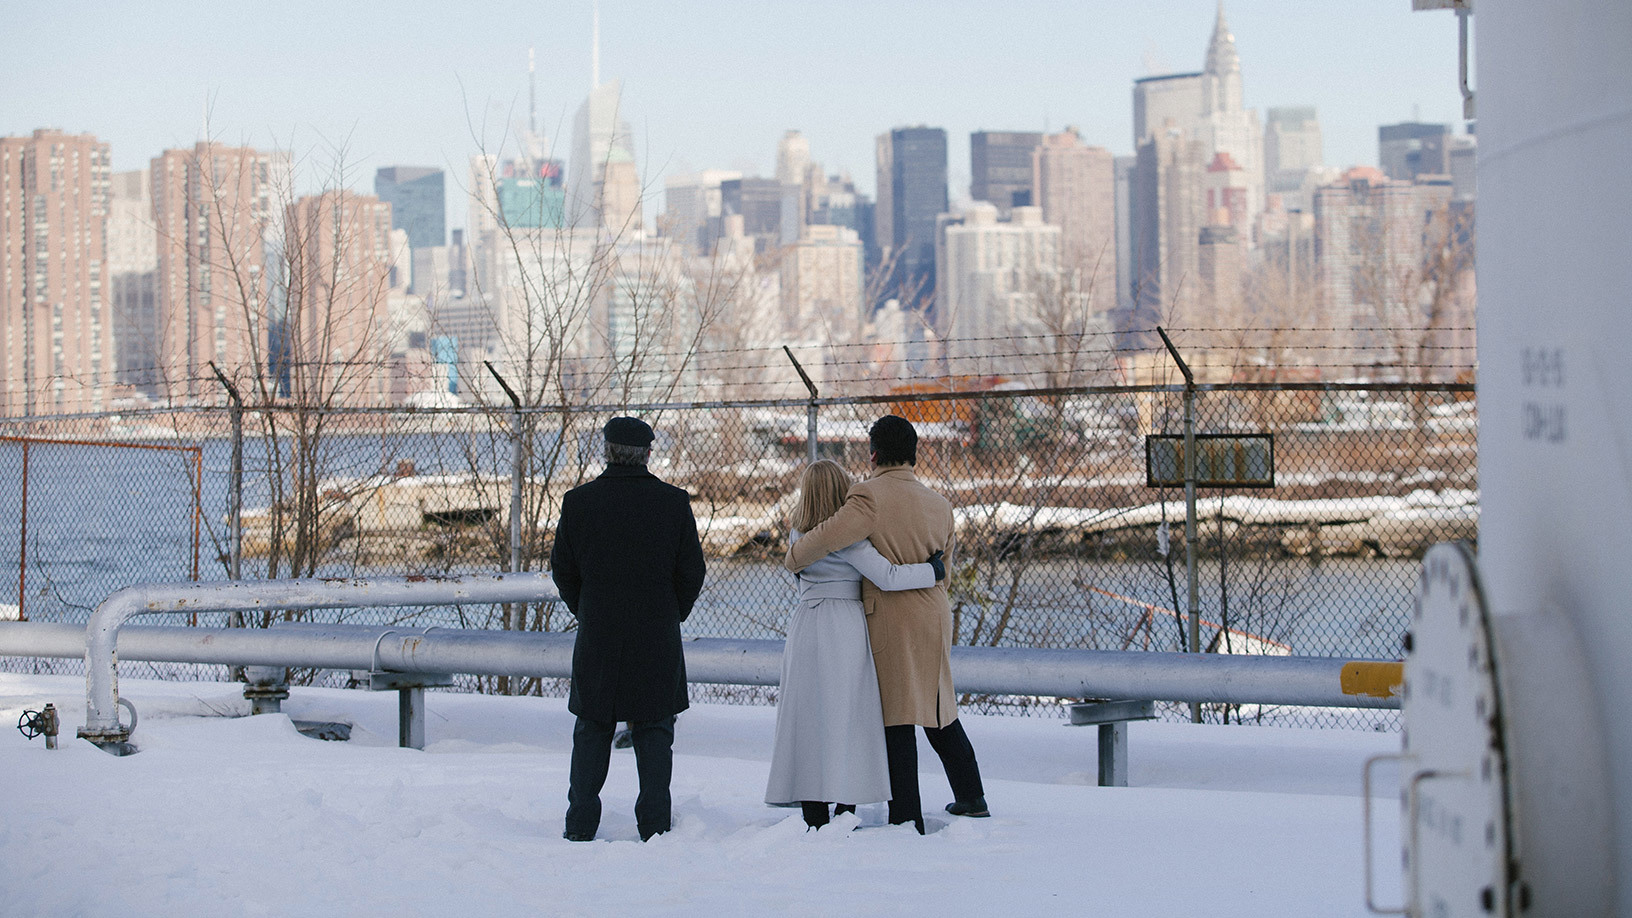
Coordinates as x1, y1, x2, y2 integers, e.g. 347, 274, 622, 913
0, 573, 1402, 754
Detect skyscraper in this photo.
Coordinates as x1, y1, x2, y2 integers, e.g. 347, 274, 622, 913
1194, 4, 1264, 232
374, 166, 446, 250
1379, 122, 1451, 182
1264, 106, 1324, 210
151, 141, 290, 399
279, 190, 394, 404
971, 131, 1043, 215
1133, 125, 1207, 333
0, 129, 114, 414
566, 78, 639, 235
937, 204, 1061, 373
107, 169, 159, 391
1032, 128, 1117, 308
876, 126, 948, 312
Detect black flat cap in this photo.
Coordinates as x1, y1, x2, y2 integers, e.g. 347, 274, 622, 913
604, 416, 654, 447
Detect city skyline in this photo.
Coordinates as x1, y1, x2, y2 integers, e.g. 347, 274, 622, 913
7, 2, 1471, 229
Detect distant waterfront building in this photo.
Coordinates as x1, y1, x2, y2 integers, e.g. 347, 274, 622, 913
566, 78, 639, 235
0, 129, 114, 414
373, 166, 446, 250
971, 131, 1043, 215
875, 126, 949, 312
1032, 127, 1117, 309
1133, 124, 1208, 334
150, 141, 291, 400
1113, 155, 1137, 318
1313, 167, 1460, 369
1264, 106, 1324, 211
776, 130, 812, 186
937, 204, 1060, 374
780, 224, 864, 347
663, 169, 742, 256
1378, 122, 1450, 182
279, 190, 395, 404
107, 169, 159, 391
720, 177, 784, 254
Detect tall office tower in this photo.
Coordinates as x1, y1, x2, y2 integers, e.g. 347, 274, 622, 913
496, 159, 567, 231
875, 126, 948, 312
1133, 73, 1205, 148
1379, 122, 1451, 181
1203, 152, 1251, 244
1032, 128, 1117, 309
1194, 4, 1264, 233
720, 177, 785, 254
663, 169, 742, 256
1264, 106, 1324, 211
107, 169, 159, 392
776, 130, 811, 186
151, 141, 289, 399
1198, 224, 1244, 329
279, 190, 394, 404
0, 129, 113, 415
1133, 125, 1208, 335
373, 167, 446, 250
566, 78, 639, 235
780, 224, 864, 348
971, 131, 1043, 215
1113, 155, 1137, 319
1313, 167, 1459, 369
937, 204, 1062, 374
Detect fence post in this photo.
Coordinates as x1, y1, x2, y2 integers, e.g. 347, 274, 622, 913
210, 364, 244, 587
783, 346, 820, 464
16, 440, 28, 622
1157, 328, 1203, 724
484, 361, 526, 636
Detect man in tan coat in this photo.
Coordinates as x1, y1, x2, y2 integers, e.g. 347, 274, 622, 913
783, 414, 986, 833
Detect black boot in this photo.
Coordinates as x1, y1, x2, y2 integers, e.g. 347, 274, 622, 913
833, 803, 856, 818
801, 801, 830, 829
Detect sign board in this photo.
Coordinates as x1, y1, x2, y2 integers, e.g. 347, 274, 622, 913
1145, 434, 1275, 488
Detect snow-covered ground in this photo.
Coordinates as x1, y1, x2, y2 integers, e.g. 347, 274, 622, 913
1, 673, 1403, 917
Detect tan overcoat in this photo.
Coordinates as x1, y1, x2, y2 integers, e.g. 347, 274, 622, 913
783, 465, 958, 728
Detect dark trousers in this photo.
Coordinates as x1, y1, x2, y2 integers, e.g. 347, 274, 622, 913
884, 718, 985, 831
566, 715, 676, 839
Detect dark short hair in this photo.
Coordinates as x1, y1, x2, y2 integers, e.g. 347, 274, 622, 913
869, 414, 918, 466
605, 441, 650, 466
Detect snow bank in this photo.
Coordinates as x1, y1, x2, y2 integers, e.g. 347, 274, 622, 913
0, 673, 1402, 917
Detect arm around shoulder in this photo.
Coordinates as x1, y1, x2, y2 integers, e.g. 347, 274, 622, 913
782, 487, 880, 572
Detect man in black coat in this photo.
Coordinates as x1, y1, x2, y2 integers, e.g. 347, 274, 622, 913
550, 416, 706, 842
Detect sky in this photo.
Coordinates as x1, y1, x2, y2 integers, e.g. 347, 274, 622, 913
6, 1, 1471, 234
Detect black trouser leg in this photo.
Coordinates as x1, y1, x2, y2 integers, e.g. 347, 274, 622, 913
629, 715, 676, 840
566, 716, 616, 837
924, 718, 985, 802
884, 724, 924, 834
800, 801, 829, 828
833, 803, 856, 817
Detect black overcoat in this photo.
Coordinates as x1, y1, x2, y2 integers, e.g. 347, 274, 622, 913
549, 463, 707, 722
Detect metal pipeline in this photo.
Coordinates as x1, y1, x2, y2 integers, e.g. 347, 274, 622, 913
0, 572, 1399, 750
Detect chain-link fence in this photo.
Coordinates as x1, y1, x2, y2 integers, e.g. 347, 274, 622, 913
0, 380, 1474, 729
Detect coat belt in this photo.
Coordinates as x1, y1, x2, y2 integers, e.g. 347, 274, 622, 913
795, 581, 863, 603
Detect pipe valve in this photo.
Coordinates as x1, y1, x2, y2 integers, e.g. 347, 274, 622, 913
17, 702, 59, 749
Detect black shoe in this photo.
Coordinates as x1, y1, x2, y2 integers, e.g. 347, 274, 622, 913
563, 830, 595, 842
945, 796, 990, 818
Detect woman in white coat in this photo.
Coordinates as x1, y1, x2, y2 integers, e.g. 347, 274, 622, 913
765, 460, 945, 828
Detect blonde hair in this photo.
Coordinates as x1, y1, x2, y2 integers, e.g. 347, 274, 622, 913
789, 460, 852, 533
